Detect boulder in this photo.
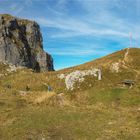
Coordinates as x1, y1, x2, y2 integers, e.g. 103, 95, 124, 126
0, 14, 54, 71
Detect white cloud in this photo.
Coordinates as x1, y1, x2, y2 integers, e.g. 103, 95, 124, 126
45, 44, 112, 56
33, 0, 139, 40
36, 17, 128, 38
1, 0, 139, 56
8, 0, 33, 16
2, 0, 138, 40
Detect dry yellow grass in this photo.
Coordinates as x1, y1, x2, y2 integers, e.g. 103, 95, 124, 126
34, 92, 56, 104
22, 91, 70, 106
0, 48, 140, 139
22, 91, 56, 104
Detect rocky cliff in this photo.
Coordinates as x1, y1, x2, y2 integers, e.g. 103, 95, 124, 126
0, 14, 54, 71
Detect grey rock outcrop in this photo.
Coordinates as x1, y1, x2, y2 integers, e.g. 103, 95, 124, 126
0, 14, 54, 71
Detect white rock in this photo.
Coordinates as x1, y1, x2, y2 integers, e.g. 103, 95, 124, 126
57, 74, 65, 79
110, 62, 120, 73
6, 64, 23, 73
58, 69, 100, 90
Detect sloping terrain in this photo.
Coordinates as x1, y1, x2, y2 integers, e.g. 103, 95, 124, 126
0, 48, 140, 140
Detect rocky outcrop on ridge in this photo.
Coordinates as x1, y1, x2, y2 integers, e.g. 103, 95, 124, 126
0, 14, 54, 71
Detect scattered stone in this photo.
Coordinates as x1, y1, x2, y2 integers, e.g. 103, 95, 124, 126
6, 64, 18, 73
110, 62, 120, 73
58, 68, 100, 90
58, 73, 65, 79
19, 90, 28, 96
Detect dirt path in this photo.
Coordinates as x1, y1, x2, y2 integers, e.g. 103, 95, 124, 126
122, 48, 130, 66
122, 48, 140, 80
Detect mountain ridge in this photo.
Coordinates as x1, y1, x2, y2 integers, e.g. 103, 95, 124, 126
57, 47, 139, 72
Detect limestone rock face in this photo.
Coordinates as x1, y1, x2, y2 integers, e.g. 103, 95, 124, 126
0, 14, 54, 71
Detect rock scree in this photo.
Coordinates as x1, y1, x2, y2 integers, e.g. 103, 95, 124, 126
0, 14, 54, 71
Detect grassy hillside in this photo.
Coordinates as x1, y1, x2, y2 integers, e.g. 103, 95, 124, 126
0, 48, 140, 140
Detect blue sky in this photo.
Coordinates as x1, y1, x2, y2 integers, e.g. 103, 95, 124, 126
0, 0, 140, 70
